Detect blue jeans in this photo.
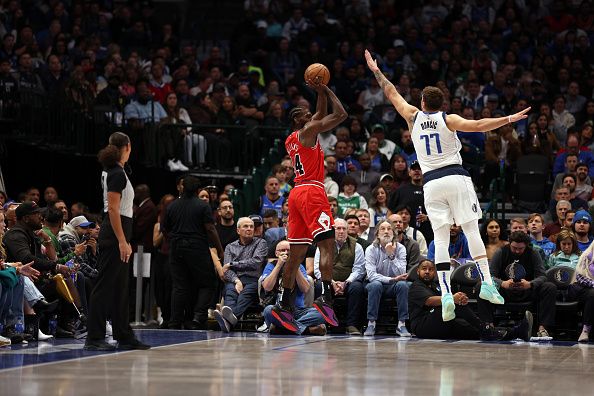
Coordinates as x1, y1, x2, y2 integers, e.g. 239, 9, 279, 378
0, 276, 25, 327
23, 276, 44, 306
223, 278, 259, 319
263, 305, 325, 335
366, 280, 409, 322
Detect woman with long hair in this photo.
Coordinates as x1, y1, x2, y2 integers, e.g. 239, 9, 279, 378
153, 194, 176, 329
365, 136, 389, 172
348, 117, 369, 156
85, 132, 150, 351
579, 121, 594, 152
480, 218, 508, 261
569, 242, 594, 342
522, 121, 554, 162
161, 92, 191, 171
547, 229, 580, 269
367, 186, 391, 228
389, 154, 410, 189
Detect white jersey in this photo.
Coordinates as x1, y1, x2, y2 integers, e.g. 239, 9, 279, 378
411, 111, 462, 174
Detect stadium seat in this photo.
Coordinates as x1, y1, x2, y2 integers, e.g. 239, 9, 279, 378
546, 267, 580, 337
516, 154, 549, 212
450, 262, 479, 309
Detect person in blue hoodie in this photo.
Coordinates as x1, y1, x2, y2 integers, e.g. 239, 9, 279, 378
427, 224, 471, 262
528, 213, 556, 260
572, 210, 594, 252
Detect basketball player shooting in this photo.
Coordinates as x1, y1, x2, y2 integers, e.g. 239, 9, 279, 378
270, 72, 348, 333
365, 49, 530, 321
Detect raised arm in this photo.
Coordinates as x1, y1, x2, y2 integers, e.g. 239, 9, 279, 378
365, 49, 418, 124
300, 84, 348, 144
446, 107, 531, 133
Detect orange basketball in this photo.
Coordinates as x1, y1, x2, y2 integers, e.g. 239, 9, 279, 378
304, 63, 330, 85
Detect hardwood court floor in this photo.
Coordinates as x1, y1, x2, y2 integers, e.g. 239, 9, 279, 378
1, 330, 593, 396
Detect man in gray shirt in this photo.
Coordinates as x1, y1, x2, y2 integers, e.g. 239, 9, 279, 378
214, 217, 268, 332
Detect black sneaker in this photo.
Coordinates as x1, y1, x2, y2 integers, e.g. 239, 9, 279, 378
118, 338, 151, 350
479, 324, 507, 341
511, 311, 533, 342
84, 339, 117, 351
2, 327, 24, 344
312, 295, 339, 327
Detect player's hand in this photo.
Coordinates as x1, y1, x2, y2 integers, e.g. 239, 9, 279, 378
364, 50, 380, 73
508, 107, 531, 123
306, 77, 325, 92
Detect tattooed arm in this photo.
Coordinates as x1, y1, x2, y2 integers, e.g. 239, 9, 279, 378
365, 50, 418, 123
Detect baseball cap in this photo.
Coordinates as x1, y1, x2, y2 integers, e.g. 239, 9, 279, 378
69, 215, 96, 228
487, 94, 499, 102
15, 201, 42, 219
255, 20, 268, 29
573, 210, 592, 225
249, 214, 263, 225
371, 123, 385, 133
380, 174, 394, 182
239, 59, 249, 66
410, 160, 421, 170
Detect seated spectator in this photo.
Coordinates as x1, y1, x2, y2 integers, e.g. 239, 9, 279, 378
427, 224, 472, 262
551, 95, 576, 144
388, 213, 421, 270
553, 134, 594, 178
528, 213, 556, 258
349, 153, 381, 201
483, 123, 521, 197
337, 176, 368, 217
161, 92, 191, 172
389, 155, 410, 190
367, 186, 390, 229
328, 196, 340, 220
271, 164, 292, 196
259, 176, 284, 219
478, 231, 557, 340
216, 199, 239, 249
261, 241, 326, 335
378, 173, 396, 196
364, 136, 390, 173
574, 163, 592, 202
561, 174, 588, 210
569, 243, 594, 343
313, 219, 366, 335
408, 259, 532, 341
325, 155, 344, 186
550, 154, 579, 199
544, 200, 571, 238
215, 217, 268, 332
366, 124, 398, 160
356, 208, 373, 242
572, 210, 593, 252
364, 220, 410, 337
124, 79, 167, 129
394, 205, 428, 257
335, 141, 361, 174
522, 121, 554, 162
323, 160, 339, 199
480, 218, 508, 262
249, 214, 265, 238
547, 229, 580, 269
262, 209, 286, 246
344, 214, 370, 251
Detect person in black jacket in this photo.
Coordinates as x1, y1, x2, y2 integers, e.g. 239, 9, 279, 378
477, 231, 557, 339
85, 132, 150, 351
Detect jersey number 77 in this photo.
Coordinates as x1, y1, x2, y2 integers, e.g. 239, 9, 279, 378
420, 133, 443, 155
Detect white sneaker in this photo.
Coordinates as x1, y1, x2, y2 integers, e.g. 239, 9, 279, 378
106, 321, 113, 337
167, 159, 180, 172
174, 160, 189, 171
0, 335, 11, 347
38, 329, 53, 341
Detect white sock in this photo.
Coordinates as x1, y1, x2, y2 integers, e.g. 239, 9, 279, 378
398, 321, 406, 328
437, 270, 452, 296
476, 258, 493, 285
368, 320, 376, 327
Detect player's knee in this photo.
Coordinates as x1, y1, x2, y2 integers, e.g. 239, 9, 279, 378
314, 228, 335, 243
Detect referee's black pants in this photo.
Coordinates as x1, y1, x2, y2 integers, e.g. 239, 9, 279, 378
412, 305, 481, 340
87, 243, 135, 342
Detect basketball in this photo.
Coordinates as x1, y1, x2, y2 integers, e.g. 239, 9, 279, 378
304, 63, 330, 85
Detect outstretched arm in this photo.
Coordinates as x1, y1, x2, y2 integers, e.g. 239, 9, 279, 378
446, 107, 531, 133
365, 50, 418, 124
300, 84, 348, 145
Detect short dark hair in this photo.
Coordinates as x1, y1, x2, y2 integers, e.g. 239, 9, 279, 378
344, 214, 360, 224
263, 209, 278, 219
421, 86, 444, 111
182, 176, 201, 197
576, 162, 589, 170
341, 175, 357, 188
509, 231, 532, 245
44, 206, 64, 225
394, 204, 412, 216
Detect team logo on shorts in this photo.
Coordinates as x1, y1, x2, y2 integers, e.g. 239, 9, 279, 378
318, 212, 331, 230
472, 203, 478, 213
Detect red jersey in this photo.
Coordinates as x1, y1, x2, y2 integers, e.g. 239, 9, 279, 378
285, 130, 325, 184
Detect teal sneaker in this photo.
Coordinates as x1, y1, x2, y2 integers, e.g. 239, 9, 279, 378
442, 293, 456, 322
479, 283, 505, 305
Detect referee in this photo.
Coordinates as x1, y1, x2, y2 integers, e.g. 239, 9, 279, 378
162, 175, 224, 329
84, 132, 150, 351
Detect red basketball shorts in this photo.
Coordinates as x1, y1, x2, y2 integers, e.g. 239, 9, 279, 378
287, 183, 334, 244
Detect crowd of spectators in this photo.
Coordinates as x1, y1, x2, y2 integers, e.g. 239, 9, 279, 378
2, 0, 594, 345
